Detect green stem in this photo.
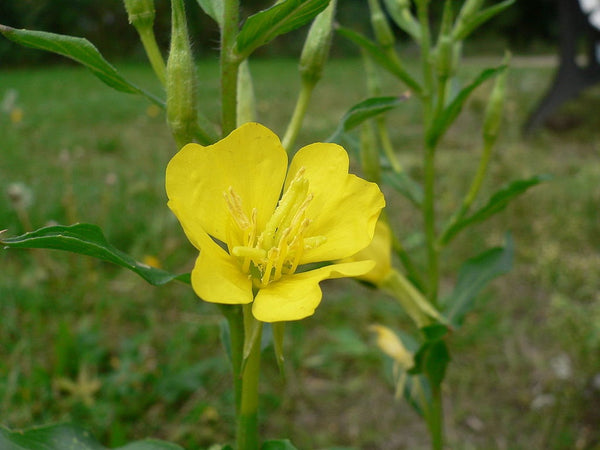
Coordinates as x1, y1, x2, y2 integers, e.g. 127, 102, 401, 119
426, 384, 444, 450
282, 79, 316, 152
221, 0, 241, 136
390, 229, 425, 292
137, 25, 166, 87
376, 116, 402, 172
438, 140, 493, 246
423, 141, 439, 305
219, 305, 244, 415
416, 0, 439, 305
237, 317, 263, 450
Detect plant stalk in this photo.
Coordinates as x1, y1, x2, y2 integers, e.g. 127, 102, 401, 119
137, 25, 166, 86
426, 384, 444, 450
282, 79, 316, 152
236, 319, 263, 450
221, 0, 241, 136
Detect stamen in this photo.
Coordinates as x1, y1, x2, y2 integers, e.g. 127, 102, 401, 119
261, 248, 278, 286
232, 246, 266, 260
261, 168, 308, 248
304, 235, 327, 250
224, 187, 250, 230
222, 169, 322, 286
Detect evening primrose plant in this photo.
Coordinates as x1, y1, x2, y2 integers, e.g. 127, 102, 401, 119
336, 0, 548, 448
0, 0, 544, 449
0, 1, 385, 449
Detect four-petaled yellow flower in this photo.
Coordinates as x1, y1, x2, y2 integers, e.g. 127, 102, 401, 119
166, 122, 385, 322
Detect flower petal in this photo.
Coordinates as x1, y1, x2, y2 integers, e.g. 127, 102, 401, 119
287, 142, 385, 262
190, 228, 254, 304
342, 219, 392, 285
252, 260, 374, 322
166, 122, 288, 245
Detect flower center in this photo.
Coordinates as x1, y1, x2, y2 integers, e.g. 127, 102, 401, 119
224, 168, 326, 288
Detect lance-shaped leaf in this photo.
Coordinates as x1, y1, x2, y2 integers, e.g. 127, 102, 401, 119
426, 65, 506, 149
327, 95, 408, 143
336, 26, 422, 95
440, 174, 551, 245
453, 0, 516, 41
1, 224, 189, 286
409, 339, 450, 388
0, 25, 164, 107
442, 234, 514, 328
236, 0, 330, 58
0, 423, 184, 450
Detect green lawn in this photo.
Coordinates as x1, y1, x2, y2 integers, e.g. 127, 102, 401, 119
1, 57, 599, 449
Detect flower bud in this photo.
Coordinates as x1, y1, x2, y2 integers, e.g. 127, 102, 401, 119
299, 0, 336, 85
453, 0, 484, 40
435, 35, 454, 80
166, 0, 199, 147
123, 0, 155, 30
483, 60, 509, 146
383, 0, 421, 42
237, 60, 256, 126
369, 0, 395, 49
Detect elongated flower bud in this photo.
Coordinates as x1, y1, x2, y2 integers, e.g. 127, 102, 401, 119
237, 60, 256, 126
166, 0, 199, 147
483, 60, 509, 146
369, 0, 395, 49
453, 0, 484, 40
299, 0, 336, 85
123, 0, 155, 29
435, 35, 454, 80
383, 0, 421, 42
435, 0, 454, 80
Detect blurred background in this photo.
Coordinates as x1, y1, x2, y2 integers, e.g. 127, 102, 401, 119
0, 0, 558, 64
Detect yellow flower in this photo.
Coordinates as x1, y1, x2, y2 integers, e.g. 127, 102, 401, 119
344, 219, 392, 285
166, 122, 385, 322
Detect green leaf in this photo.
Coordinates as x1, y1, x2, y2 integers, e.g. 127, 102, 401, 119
327, 96, 408, 143
427, 65, 505, 149
1, 224, 188, 286
236, 0, 330, 58
0, 25, 164, 107
411, 340, 450, 387
420, 323, 448, 342
454, 0, 516, 41
336, 27, 422, 94
441, 174, 551, 245
382, 170, 423, 208
196, 0, 224, 27
442, 234, 514, 328
261, 439, 299, 450
0, 423, 184, 450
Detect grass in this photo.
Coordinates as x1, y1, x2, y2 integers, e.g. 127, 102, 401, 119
1, 56, 599, 449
